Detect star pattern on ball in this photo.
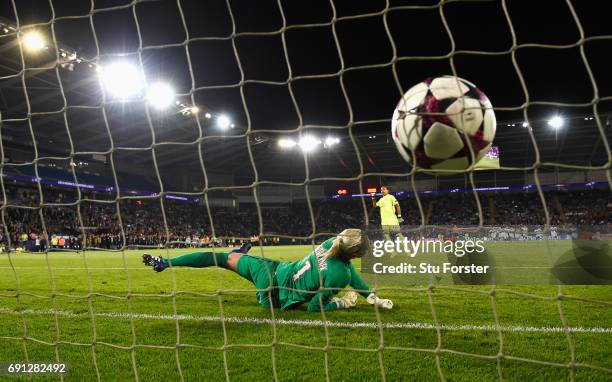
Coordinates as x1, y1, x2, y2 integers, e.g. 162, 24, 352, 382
391, 76, 497, 172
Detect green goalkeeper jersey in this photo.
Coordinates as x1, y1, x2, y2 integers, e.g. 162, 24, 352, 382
275, 237, 371, 312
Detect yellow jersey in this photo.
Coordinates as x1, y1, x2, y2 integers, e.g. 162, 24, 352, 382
376, 194, 399, 225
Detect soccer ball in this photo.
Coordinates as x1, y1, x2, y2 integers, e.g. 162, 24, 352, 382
391, 76, 496, 172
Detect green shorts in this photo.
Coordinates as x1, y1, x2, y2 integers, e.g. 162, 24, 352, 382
236, 255, 281, 308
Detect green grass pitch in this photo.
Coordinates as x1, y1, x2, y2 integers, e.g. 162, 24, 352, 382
0, 244, 610, 381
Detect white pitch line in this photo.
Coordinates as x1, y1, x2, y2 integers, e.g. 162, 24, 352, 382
0, 307, 610, 334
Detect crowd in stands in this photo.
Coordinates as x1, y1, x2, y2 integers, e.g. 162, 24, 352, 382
0, 185, 609, 251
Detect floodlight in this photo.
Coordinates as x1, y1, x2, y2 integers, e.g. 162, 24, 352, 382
324, 136, 340, 147
298, 135, 321, 153
23, 31, 45, 52
191, 106, 200, 114
522, 122, 528, 128
146, 82, 175, 109
205, 113, 212, 119
99, 62, 145, 98
547, 116, 564, 129
217, 115, 231, 129
278, 138, 296, 149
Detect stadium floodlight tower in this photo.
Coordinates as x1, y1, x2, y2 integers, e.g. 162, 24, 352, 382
278, 138, 297, 149
22, 30, 46, 52
217, 115, 231, 130
99, 61, 145, 99
298, 135, 321, 153
146, 82, 175, 109
324, 136, 340, 148
547, 116, 564, 129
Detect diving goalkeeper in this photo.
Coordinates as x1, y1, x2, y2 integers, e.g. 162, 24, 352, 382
142, 229, 392, 312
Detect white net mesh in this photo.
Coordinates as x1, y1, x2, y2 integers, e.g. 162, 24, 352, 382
0, 0, 610, 380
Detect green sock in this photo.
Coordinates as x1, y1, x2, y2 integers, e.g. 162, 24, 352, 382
167, 251, 229, 269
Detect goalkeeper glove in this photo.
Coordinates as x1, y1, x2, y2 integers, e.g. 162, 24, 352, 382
366, 293, 393, 310
397, 214, 404, 224
332, 291, 358, 309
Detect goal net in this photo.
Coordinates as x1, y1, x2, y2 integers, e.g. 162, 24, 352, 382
0, 0, 610, 380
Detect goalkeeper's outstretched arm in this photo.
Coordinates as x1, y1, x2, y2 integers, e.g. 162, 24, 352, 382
307, 262, 353, 312
306, 280, 360, 312
349, 262, 394, 310
349, 262, 371, 298
307, 262, 394, 312
307, 289, 342, 312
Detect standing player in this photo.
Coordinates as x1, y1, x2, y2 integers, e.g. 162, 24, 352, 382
371, 185, 404, 240
142, 229, 393, 312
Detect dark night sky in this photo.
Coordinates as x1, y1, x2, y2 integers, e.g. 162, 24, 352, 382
0, 0, 611, 188
3, 0, 611, 129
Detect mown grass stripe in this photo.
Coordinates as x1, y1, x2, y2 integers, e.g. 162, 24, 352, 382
1, 307, 610, 334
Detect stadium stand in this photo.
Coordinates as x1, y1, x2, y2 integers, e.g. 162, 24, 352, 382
1, 183, 609, 251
